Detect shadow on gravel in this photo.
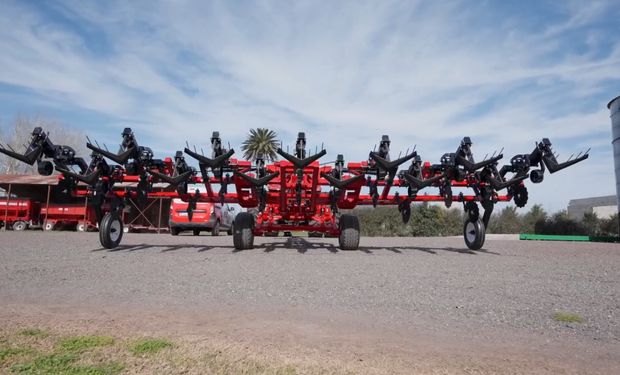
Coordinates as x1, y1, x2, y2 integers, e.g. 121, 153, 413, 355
90, 239, 499, 255
358, 245, 499, 255
91, 243, 227, 253
250, 237, 340, 254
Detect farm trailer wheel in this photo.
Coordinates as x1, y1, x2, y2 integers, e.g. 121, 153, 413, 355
463, 218, 486, 250
338, 214, 360, 250
99, 213, 124, 249
233, 212, 254, 250
12, 220, 28, 231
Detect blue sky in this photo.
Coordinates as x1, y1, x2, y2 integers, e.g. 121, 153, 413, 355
0, 0, 618, 212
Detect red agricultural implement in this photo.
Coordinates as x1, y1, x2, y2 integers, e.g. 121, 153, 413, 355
41, 203, 97, 232
0, 127, 589, 250
0, 198, 40, 231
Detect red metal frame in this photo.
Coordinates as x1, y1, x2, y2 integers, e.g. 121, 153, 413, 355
68, 156, 512, 236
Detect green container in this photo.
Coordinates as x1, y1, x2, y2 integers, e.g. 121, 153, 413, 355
519, 234, 620, 242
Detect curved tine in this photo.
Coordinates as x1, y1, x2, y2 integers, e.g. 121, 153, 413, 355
208, 149, 235, 168
369, 151, 416, 171
234, 170, 280, 187
403, 172, 443, 189
456, 153, 503, 172
184, 148, 235, 169
150, 170, 193, 186
55, 166, 101, 185
0, 144, 42, 165
488, 174, 528, 191
276, 148, 327, 169
87, 143, 135, 164
543, 152, 589, 174
320, 173, 365, 189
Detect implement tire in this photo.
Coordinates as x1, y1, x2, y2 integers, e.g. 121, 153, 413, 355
338, 214, 360, 250
233, 212, 254, 250
99, 212, 123, 249
463, 219, 485, 250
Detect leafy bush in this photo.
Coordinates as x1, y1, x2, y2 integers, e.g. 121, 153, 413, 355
353, 203, 617, 237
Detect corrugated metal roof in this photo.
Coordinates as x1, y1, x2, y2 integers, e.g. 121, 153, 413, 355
0, 174, 59, 185
0, 174, 175, 189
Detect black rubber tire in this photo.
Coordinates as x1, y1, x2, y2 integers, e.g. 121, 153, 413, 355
233, 212, 254, 250
193, 229, 201, 236
170, 227, 180, 236
463, 219, 485, 250
211, 220, 220, 236
338, 214, 360, 250
12, 221, 27, 231
37, 160, 54, 176
99, 213, 123, 249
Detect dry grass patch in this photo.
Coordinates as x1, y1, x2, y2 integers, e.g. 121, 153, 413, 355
553, 312, 584, 323
129, 338, 173, 355
0, 327, 360, 375
19, 328, 48, 338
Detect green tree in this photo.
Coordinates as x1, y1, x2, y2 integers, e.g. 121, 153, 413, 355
599, 214, 618, 236
488, 206, 522, 233
581, 211, 600, 236
241, 128, 279, 162
523, 204, 547, 233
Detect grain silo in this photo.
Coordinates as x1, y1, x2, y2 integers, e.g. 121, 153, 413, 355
608, 94, 620, 233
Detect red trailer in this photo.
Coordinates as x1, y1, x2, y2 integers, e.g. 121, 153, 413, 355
0, 198, 40, 231
41, 203, 97, 232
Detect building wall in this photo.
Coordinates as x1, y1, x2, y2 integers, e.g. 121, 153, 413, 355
568, 195, 617, 220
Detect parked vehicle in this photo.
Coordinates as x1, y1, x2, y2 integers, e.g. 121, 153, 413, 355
0, 198, 40, 231
169, 198, 241, 236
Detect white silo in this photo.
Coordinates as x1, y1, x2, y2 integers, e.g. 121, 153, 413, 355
608, 94, 620, 233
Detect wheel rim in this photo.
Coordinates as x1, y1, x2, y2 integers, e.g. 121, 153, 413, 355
109, 219, 121, 242
465, 221, 477, 243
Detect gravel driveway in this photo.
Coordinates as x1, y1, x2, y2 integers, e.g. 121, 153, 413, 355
1, 231, 618, 374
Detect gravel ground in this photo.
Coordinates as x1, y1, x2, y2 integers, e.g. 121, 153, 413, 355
0, 231, 619, 373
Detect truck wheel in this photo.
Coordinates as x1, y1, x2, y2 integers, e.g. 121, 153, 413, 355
77, 223, 86, 232
170, 227, 180, 236
463, 219, 485, 250
193, 229, 201, 236
44, 222, 54, 231
233, 213, 254, 250
338, 214, 360, 250
211, 220, 220, 236
12, 221, 27, 231
99, 213, 123, 249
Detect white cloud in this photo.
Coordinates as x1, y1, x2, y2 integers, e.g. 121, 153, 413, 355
0, 0, 618, 211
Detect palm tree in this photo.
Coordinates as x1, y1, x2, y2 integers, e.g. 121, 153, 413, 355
241, 128, 279, 162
